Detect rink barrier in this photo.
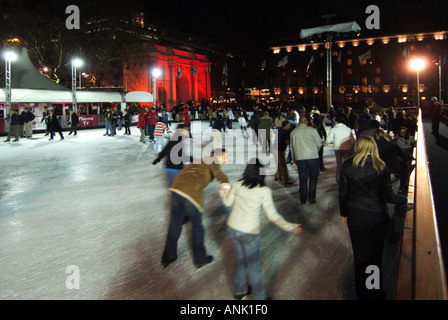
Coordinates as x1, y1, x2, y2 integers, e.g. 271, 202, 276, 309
395, 108, 448, 300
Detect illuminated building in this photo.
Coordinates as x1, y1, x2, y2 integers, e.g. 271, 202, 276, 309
86, 11, 228, 110
269, 30, 448, 108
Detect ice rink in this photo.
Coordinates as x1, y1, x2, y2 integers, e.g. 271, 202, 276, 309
0, 121, 404, 300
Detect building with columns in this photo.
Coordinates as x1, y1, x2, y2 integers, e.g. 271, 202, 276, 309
124, 43, 211, 110
83, 9, 227, 111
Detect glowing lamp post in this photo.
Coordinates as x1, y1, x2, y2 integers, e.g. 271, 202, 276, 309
4, 50, 18, 115
409, 58, 426, 107
151, 68, 162, 108
71, 58, 83, 113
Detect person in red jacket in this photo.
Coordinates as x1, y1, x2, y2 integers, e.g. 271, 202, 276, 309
137, 108, 147, 143
183, 107, 192, 137
428, 96, 443, 135
145, 106, 158, 142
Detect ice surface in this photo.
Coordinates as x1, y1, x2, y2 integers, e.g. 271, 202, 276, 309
0, 121, 401, 300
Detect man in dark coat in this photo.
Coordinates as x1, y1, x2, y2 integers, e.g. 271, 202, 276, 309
4, 109, 20, 142
22, 107, 35, 138
428, 96, 443, 135
274, 121, 293, 186
48, 109, 64, 140
41, 106, 50, 136
68, 109, 80, 136
248, 109, 261, 145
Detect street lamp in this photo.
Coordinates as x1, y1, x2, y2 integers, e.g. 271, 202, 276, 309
4, 50, 17, 115
71, 58, 83, 113
151, 68, 162, 108
409, 58, 426, 107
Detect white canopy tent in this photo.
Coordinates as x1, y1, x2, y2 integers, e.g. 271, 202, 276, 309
0, 88, 153, 104
123, 91, 153, 103
299, 21, 361, 39
0, 88, 71, 103
299, 21, 361, 110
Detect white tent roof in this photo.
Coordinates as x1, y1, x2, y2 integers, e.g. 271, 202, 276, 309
0, 89, 154, 103
0, 88, 72, 103
124, 91, 153, 103
77, 91, 122, 103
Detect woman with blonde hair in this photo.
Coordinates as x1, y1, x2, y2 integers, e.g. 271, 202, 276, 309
339, 136, 406, 300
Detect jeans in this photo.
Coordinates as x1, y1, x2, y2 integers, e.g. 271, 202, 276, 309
296, 158, 320, 204
165, 169, 180, 187
162, 192, 209, 266
228, 226, 266, 300
148, 124, 156, 140
111, 121, 116, 135
139, 128, 146, 143
105, 122, 112, 135
154, 136, 165, 154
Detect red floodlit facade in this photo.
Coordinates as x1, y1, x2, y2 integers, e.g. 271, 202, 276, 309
124, 44, 211, 111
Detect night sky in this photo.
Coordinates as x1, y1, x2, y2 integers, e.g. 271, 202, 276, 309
23, 0, 448, 56
139, 0, 448, 53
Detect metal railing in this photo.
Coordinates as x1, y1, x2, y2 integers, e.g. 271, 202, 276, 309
395, 108, 448, 300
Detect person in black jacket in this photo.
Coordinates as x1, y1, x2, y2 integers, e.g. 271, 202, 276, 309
248, 109, 261, 145
123, 108, 132, 135
152, 124, 192, 187
22, 107, 35, 138
4, 109, 20, 142
373, 129, 412, 193
41, 106, 50, 136
339, 136, 407, 300
67, 109, 79, 136
312, 113, 327, 171
211, 114, 226, 150
274, 121, 293, 186
48, 109, 64, 140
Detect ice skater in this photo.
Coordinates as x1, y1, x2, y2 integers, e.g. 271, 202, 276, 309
238, 112, 248, 139
48, 109, 64, 140
152, 124, 191, 187
153, 117, 171, 154
161, 149, 229, 269
220, 158, 302, 300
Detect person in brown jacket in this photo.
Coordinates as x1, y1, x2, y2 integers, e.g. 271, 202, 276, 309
161, 149, 229, 269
